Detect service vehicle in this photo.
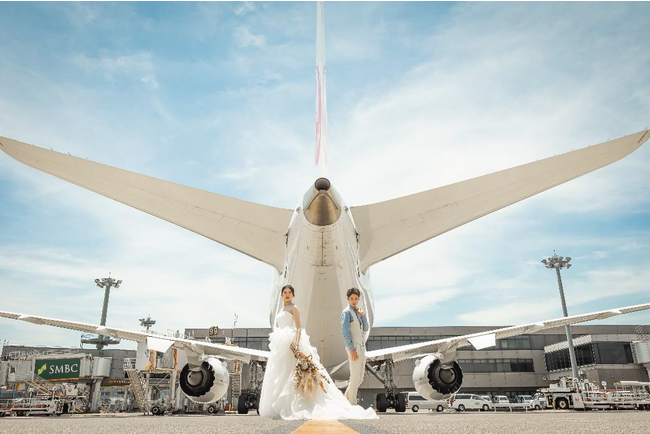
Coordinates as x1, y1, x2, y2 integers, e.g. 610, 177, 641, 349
540, 378, 650, 410
0, 399, 11, 417
528, 393, 547, 410
491, 395, 531, 411
9, 397, 64, 416
451, 394, 492, 412
516, 395, 533, 403
406, 392, 448, 412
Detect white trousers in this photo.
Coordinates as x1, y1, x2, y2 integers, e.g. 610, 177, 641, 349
344, 343, 366, 405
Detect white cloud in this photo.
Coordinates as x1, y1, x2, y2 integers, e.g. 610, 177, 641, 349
233, 27, 266, 48
1, 2, 649, 349
235, 2, 256, 16
458, 301, 560, 326
375, 287, 461, 323
71, 52, 159, 90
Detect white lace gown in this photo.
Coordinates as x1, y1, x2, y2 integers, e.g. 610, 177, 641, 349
259, 308, 378, 420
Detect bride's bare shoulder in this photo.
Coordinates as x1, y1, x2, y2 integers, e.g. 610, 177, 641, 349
290, 305, 300, 315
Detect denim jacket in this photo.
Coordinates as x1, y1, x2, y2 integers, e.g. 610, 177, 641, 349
341, 305, 369, 351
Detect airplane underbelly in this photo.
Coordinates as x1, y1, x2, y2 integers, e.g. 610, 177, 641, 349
272, 212, 373, 381
287, 220, 361, 378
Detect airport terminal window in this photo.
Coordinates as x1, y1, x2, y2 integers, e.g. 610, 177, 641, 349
457, 358, 534, 373
593, 342, 633, 364
366, 334, 532, 351
574, 344, 596, 366
496, 336, 531, 350
545, 342, 632, 372
366, 335, 465, 351
232, 337, 270, 351
545, 343, 597, 372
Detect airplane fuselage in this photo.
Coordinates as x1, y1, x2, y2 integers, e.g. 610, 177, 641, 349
269, 181, 373, 379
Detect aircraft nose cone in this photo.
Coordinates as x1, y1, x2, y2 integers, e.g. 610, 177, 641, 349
314, 177, 331, 191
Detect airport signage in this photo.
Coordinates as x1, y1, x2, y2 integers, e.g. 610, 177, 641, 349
34, 358, 82, 380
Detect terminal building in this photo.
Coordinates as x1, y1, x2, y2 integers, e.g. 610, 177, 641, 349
2, 324, 649, 412
186, 323, 650, 406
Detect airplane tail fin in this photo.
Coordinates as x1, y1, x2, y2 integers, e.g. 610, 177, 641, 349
315, 2, 328, 177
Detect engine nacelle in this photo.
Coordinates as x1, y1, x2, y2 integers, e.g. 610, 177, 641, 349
179, 357, 230, 403
412, 354, 463, 401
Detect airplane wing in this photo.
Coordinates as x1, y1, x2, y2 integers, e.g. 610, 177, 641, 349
0, 136, 292, 272
0, 310, 269, 363
366, 302, 650, 363
351, 130, 649, 271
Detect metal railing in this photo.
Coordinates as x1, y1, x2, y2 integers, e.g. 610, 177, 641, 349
8, 348, 87, 360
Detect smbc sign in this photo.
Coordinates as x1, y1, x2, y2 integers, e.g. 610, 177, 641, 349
34, 358, 82, 380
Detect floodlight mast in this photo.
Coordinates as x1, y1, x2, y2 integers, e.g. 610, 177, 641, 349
542, 254, 579, 380
96, 277, 122, 327
139, 315, 156, 333
81, 275, 122, 351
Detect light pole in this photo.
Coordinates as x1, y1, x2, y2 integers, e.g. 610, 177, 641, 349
81, 275, 122, 351
542, 253, 579, 380
140, 315, 156, 333
95, 276, 122, 327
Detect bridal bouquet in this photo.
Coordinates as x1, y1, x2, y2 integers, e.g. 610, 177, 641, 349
290, 342, 330, 397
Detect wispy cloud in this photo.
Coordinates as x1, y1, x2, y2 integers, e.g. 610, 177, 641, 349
1, 2, 649, 348
71, 52, 159, 90
235, 2, 256, 16
233, 26, 265, 48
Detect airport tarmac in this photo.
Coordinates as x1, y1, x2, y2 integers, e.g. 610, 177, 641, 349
1, 411, 650, 434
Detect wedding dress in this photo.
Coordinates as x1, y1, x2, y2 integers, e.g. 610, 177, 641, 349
258, 305, 378, 420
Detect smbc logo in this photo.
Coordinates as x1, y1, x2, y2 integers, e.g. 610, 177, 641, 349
35, 359, 81, 379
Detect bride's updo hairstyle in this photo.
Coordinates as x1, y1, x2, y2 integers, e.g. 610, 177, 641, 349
281, 284, 295, 296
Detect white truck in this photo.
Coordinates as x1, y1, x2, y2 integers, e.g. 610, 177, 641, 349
540, 377, 650, 410
491, 395, 530, 411
527, 392, 548, 410
9, 397, 64, 416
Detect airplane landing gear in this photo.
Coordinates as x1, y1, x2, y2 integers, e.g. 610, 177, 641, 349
367, 359, 406, 413
237, 391, 259, 414
237, 361, 265, 414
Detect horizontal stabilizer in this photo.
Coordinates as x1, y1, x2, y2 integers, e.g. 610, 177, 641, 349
0, 136, 292, 271
352, 130, 649, 271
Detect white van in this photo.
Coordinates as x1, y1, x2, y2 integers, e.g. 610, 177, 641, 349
406, 392, 448, 412
450, 394, 492, 411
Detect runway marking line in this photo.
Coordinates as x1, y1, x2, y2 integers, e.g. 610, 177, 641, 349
290, 420, 359, 434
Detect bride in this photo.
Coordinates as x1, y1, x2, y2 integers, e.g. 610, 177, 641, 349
259, 284, 378, 420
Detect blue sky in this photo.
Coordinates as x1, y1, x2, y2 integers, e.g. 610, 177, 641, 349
1, 2, 649, 350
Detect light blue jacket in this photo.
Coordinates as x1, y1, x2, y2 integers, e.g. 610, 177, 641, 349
341, 305, 369, 351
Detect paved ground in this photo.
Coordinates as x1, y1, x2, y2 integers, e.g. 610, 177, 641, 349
1, 410, 650, 434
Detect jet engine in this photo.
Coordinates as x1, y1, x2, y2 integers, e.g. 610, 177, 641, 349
412, 354, 463, 401
179, 358, 230, 403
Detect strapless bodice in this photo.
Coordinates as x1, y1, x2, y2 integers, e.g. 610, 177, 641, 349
275, 310, 295, 329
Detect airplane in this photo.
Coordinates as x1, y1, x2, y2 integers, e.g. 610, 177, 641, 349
1, 2, 649, 414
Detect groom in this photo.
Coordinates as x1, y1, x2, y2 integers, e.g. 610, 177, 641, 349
341, 287, 369, 405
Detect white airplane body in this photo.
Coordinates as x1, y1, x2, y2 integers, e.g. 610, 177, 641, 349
271, 190, 374, 377
1, 3, 649, 411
